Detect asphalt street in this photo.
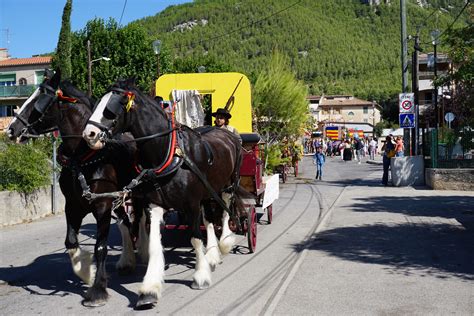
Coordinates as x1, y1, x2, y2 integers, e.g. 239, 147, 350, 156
0, 154, 473, 315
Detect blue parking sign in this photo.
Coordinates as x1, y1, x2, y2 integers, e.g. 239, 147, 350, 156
399, 113, 415, 128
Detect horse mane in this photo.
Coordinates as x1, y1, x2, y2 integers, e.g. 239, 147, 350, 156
60, 80, 94, 111
113, 79, 167, 119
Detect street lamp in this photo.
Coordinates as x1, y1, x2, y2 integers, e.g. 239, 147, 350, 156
431, 29, 440, 129
87, 40, 111, 97
152, 40, 162, 79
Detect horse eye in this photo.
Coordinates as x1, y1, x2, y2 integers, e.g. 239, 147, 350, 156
103, 108, 117, 120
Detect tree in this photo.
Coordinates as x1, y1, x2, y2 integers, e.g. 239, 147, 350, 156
436, 20, 473, 128
252, 51, 309, 145
69, 19, 165, 97
52, 0, 73, 79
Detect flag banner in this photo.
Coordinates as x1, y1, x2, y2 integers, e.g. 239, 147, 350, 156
325, 126, 339, 139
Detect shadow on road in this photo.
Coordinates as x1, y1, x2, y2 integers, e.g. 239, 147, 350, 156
292, 195, 474, 281
306, 222, 474, 281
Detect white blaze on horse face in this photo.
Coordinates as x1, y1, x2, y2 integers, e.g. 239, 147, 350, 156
83, 92, 113, 149
6, 88, 40, 133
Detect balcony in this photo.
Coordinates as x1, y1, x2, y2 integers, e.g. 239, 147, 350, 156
0, 84, 37, 98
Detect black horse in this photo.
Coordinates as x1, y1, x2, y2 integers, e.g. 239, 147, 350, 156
82, 78, 245, 309
6, 71, 149, 307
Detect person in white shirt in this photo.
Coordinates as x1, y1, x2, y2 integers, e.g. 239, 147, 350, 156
369, 137, 377, 160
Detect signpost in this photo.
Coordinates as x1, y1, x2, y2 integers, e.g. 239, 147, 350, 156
444, 112, 455, 129
399, 113, 415, 128
399, 93, 415, 113
399, 93, 416, 155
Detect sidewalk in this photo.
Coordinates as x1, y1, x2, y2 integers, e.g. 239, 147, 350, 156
282, 163, 474, 315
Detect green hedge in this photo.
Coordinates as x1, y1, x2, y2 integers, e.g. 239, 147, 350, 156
0, 134, 52, 193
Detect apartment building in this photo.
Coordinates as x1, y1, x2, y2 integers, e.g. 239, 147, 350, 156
308, 95, 382, 138
0, 48, 52, 130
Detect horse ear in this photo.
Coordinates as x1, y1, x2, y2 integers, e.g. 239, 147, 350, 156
126, 77, 137, 86
50, 69, 61, 89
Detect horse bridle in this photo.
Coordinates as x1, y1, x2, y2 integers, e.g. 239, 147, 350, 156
19, 82, 75, 139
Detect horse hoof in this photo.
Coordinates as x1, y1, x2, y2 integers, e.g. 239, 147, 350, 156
82, 298, 107, 308
191, 281, 210, 290
135, 293, 158, 310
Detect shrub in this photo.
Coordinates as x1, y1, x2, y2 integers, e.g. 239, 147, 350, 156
0, 135, 52, 193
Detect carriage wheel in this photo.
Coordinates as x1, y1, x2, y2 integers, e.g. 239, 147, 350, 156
294, 161, 299, 177
247, 206, 257, 253
266, 204, 273, 224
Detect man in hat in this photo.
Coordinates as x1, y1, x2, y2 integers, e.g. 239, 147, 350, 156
212, 108, 241, 141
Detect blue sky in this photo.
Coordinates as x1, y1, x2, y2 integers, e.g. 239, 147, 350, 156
0, 0, 192, 58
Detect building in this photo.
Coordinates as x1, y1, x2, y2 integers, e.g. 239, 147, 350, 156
308, 95, 382, 138
417, 52, 452, 118
0, 49, 52, 130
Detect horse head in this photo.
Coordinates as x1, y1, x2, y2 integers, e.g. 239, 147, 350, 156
83, 78, 154, 150
6, 69, 58, 142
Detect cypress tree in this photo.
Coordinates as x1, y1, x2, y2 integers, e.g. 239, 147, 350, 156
53, 0, 72, 79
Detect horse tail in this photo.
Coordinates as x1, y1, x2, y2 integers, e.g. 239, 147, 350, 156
232, 185, 254, 220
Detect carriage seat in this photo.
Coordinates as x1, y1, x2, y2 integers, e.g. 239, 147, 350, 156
240, 133, 261, 145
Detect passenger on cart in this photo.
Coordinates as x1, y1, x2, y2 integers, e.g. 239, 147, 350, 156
212, 108, 241, 142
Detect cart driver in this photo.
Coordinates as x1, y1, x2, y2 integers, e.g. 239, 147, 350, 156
212, 108, 241, 143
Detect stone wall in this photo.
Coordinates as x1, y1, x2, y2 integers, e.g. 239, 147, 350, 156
0, 186, 64, 226
425, 168, 474, 191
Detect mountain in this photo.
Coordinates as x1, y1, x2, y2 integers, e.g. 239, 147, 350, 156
133, 0, 469, 102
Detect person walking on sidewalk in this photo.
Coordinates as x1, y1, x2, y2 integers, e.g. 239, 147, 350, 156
314, 146, 326, 180
381, 135, 396, 186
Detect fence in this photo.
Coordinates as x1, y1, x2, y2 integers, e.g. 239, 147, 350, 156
423, 129, 474, 168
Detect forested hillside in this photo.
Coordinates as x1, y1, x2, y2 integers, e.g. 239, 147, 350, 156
134, 0, 468, 102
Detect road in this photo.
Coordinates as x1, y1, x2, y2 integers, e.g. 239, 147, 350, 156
1, 155, 473, 315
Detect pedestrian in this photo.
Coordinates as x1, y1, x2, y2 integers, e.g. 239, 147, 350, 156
354, 137, 364, 164
395, 136, 404, 157
369, 137, 377, 160
314, 146, 325, 180
343, 140, 352, 162
381, 135, 396, 186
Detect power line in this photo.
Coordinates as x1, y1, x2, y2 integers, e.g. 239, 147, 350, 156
173, 0, 303, 50
119, 0, 128, 26
421, 0, 471, 45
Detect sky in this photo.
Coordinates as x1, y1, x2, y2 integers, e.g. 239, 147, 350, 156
0, 0, 192, 58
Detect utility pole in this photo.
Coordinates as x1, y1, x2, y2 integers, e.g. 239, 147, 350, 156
400, 0, 408, 93
412, 34, 421, 155
400, 0, 410, 155
87, 40, 92, 97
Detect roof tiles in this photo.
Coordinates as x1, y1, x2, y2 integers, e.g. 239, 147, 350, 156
0, 56, 52, 67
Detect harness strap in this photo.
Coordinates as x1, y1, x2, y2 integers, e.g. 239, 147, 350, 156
13, 112, 29, 126
180, 152, 234, 217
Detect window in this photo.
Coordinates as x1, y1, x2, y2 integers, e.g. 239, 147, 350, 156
348, 111, 355, 116
363, 118, 368, 123
0, 73, 16, 86
363, 106, 368, 114
0, 105, 16, 117
35, 71, 45, 84
19, 78, 27, 85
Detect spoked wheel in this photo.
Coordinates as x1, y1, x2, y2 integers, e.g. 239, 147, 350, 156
266, 204, 273, 224
247, 206, 257, 253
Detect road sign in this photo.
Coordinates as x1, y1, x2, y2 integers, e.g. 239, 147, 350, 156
399, 93, 415, 113
444, 112, 455, 123
399, 113, 415, 128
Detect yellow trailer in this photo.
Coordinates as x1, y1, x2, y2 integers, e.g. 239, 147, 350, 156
155, 72, 252, 133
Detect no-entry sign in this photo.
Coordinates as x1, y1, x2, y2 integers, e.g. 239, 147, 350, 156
399, 93, 415, 113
